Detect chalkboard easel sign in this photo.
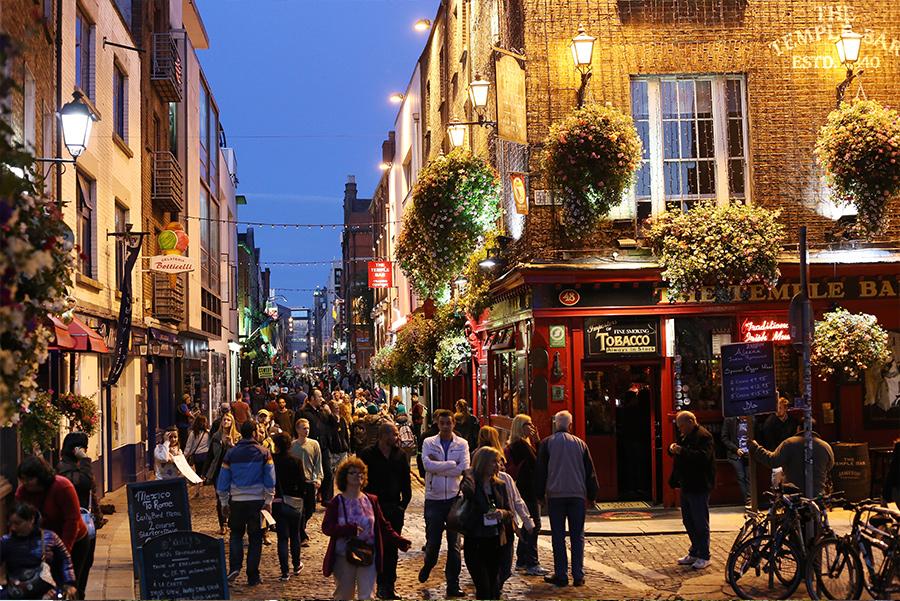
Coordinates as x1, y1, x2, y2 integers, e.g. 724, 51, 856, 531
138, 530, 229, 600
721, 341, 778, 417
126, 479, 192, 577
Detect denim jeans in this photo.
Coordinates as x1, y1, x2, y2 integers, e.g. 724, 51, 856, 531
274, 501, 302, 576
547, 497, 586, 582
228, 499, 264, 583
729, 456, 750, 504
680, 490, 711, 560
516, 498, 541, 568
422, 498, 462, 589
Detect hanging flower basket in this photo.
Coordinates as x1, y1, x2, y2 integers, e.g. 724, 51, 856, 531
646, 201, 785, 302
542, 103, 643, 236
814, 100, 900, 236
434, 334, 472, 377
812, 308, 891, 381
0, 36, 76, 425
18, 391, 63, 453
56, 392, 99, 435
453, 229, 500, 321
396, 149, 500, 299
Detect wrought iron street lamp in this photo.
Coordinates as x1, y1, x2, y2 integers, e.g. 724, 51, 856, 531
447, 124, 467, 148
389, 92, 404, 103
414, 19, 431, 32
468, 75, 491, 112
570, 25, 595, 107
448, 76, 497, 148
835, 24, 864, 106
34, 92, 98, 164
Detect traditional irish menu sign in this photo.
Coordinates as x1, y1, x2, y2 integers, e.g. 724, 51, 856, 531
126, 479, 191, 576
584, 318, 660, 357
138, 531, 229, 600
721, 341, 778, 417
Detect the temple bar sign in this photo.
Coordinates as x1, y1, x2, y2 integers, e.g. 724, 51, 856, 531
658, 277, 900, 304
585, 318, 660, 357
495, 54, 527, 144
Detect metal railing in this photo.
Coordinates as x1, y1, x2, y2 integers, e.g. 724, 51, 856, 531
151, 150, 184, 213
151, 32, 183, 102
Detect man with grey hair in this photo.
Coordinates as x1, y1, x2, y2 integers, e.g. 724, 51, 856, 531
668, 410, 716, 570
534, 410, 599, 587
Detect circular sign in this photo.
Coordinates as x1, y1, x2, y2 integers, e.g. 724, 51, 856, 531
558, 289, 581, 306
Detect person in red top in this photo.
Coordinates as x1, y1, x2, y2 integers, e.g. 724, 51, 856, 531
232, 392, 251, 427
16, 455, 91, 599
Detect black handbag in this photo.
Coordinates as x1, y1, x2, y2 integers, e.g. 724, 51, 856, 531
446, 494, 472, 533
340, 496, 374, 567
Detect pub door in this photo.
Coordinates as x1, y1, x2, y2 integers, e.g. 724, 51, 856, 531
583, 364, 660, 503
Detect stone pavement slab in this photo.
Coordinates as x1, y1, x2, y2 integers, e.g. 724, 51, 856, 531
85, 486, 135, 600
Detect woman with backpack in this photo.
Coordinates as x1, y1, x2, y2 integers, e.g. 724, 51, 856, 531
0, 503, 77, 600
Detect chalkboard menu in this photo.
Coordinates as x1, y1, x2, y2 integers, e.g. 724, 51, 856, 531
721, 341, 777, 417
126, 479, 191, 575
138, 531, 229, 600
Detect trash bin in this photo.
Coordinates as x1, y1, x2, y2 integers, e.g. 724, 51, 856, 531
832, 442, 871, 502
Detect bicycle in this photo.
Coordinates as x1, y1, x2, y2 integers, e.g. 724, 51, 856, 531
805, 499, 900, 600
727, 486, 836, 599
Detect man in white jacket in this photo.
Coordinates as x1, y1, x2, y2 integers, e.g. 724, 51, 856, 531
418, 408, 470, 597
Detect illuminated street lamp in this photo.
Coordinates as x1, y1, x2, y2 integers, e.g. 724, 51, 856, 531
468, 75, 491, 112
389, 92, 404, 103
835, 24, 864, 106
414, 19, 431, 32
34, 92, 98, 164
379, 161, 392, 171
570, 25, 596, 107
447, 123, 467, 148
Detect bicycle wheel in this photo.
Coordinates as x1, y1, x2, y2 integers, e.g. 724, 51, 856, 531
727, 514, 766, 585
805, 536, 864, 600
727, 534, 803, 600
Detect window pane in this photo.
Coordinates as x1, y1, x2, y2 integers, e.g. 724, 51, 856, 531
75, 16, 83, 90
698, 160, 716, 195
636, 121, 650, 159
697, 120, 715, 158
727, 119, 744, 157
677, 80, 695, 119
682, 161, 698, 195
630, 80, 649, 119
726, 79, 742, 118
696, 81, 712, 119
637, 200, 652, 221
663, 121, 679, 159
729, 159, 745, 196
635, 162, 651, 197
679, 121, 697, 159
661, 81, 677, 119
664, 162, 680, 196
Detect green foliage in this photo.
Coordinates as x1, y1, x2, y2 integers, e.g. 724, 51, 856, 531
434, 334, 472, 377
396, 149, 500, 299
646, 201, 784, 301
542, 103, 643, 236
19, 391, 62, 453
812, 308, 891, 380
0, 36, 76, 425
815, 100, 900, 236
454, 229, 499, 321
56, 392, 99, 436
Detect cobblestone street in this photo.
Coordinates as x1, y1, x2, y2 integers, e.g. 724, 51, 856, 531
186, 478, 742, 600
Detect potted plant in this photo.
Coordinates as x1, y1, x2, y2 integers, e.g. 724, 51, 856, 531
646, 201, 785, 302
18, 391, 63, 453
396, 149, 500, 299
815, 100, 900, 236
542, 103, 643, 236
56, 392, 99, 435
812, 308, 891, 381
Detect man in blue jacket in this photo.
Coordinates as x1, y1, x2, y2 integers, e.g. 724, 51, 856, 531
217, 420, 276, 586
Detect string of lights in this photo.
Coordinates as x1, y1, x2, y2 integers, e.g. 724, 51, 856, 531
183, 214, 401, 229
262, 257, 385, 266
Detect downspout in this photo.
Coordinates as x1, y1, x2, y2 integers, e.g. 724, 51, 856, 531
55, 0, 63, 206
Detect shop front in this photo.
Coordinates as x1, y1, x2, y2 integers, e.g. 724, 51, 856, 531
483, 257, 900, 507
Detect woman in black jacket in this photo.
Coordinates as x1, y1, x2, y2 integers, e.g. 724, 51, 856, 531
460, 446, 514, 601
56, 431, 98, 599
272, 432, 306, 581
505, 414, 547, 575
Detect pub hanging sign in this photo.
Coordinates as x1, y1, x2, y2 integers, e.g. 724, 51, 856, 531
584, 317, 660, 357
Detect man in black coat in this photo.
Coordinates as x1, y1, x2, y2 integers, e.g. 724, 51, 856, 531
299, 389, 338, 504
668, 410, 716, 570
360, 422, 412, 600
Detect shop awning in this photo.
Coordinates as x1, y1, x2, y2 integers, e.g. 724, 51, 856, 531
46, 315, 76, 351
68, 316, 109, 353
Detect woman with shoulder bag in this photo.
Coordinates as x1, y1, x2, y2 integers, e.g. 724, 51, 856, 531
272, 433, 306, 581
321, 457, 411, 600
204, 413, 239, 535
460, 446, 515, 601
0, 503, 77, 600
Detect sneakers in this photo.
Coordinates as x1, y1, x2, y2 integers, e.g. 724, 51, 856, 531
525, 565, 549, 576
292, 563, 303, 575
278, 574, 290, 582
227, 569, 241, 583
691, 558, 711, 570
676, 554, 696, 565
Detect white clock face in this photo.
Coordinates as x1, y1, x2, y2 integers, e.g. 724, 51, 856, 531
550, 326, 564, 339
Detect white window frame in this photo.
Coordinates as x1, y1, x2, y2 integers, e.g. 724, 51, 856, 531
24, 66, 36, 152
624, 74, 750, 219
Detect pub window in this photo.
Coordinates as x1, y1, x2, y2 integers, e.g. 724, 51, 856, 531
74, 7, 94, 99
113, 63, 127, 142
674, 316, 735, 413
75, 171, 95, 277
492, 350, 516, 417
629, 75, 749, 219
114, 202, 128, 290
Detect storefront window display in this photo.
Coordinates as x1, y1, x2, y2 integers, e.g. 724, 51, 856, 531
492, 350, 525, 417
675, 316, 734, 412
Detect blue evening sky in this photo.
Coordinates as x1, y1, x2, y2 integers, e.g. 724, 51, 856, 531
195, 0, 437, 309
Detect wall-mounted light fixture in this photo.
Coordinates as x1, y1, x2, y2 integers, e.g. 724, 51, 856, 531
835, 24, 864, 106
448, 76, 497, 148
570, 25, 596, 108
414, 19, 431, 32
33, 92, 98, 164
389, 92, 404, 103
